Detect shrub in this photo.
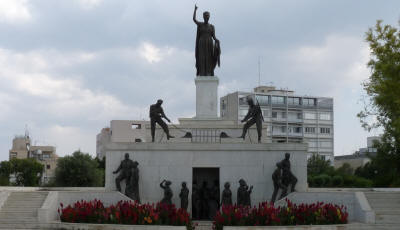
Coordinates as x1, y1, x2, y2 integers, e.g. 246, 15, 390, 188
213, 200, 348, 230
353, 177, 373, 187
313, 175, 324, 187
332, 175, 344, 187
59, 200, 194, 229
307, 176, 314, 186
320, 174, 332, 187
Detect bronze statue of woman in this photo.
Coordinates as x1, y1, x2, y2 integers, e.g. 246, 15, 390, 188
193, 4, 220, 76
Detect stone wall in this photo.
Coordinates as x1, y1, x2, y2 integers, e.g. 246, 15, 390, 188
105, 142, 308, 211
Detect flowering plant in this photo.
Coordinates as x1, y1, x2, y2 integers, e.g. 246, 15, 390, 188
59, 200, 194, 230
213, 199, 348, 230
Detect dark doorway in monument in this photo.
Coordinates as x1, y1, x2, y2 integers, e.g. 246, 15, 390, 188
192, 167, 220, 220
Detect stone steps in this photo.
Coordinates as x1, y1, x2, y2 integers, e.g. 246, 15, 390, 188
194, 221, 213, 230
364, 192, 400, 225
0, 191, 48, 224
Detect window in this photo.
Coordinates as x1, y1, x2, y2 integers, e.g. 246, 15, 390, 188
305, 127, 316, 133
304, 112, 316, 119
297, 113, 302, 119
262, 110, 269, 118
294, 127, 302, 133
271, 96, 285, 104
287, 97, 300, 105
272, 111, 277, 118
239, 95, 251, 105
221, 100, 226, 110
255, 95, 269, 105
308, 141, 317, 148
132, 124, 142, 129
320, 127, 331, 134
282, 112, 286, 118
303, 98, 316, 106
319, 141, 332, 148
239, 109, 248, 118
319, 112, 331, 120
10, 152, 17, 159
273, 126, 286, 133
46, 165, 50, 169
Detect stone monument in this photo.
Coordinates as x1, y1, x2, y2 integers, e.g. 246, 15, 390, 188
104, 5, 308, 219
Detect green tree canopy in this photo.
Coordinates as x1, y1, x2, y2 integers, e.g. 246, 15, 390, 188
358, 20, 400, 187
0, 158, 44, 186
55, 150, 104, 187
307, 154, 334, 176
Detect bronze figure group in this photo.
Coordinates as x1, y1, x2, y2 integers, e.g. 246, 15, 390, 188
113, 153, 297, 218
271, 153, 298, 203
113, 153, 140, 202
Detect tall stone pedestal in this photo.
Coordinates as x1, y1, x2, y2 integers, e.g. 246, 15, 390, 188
195, 76, 219, 119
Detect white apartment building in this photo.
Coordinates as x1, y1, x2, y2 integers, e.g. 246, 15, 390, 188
220, 86, 334, 162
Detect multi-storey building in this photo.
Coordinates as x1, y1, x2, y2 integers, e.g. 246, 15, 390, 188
220, 86, 334, 162
334, 136, 380, 169
9, 135, 59, 184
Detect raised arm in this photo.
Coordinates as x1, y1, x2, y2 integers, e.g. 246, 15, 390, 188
160, 180, 166, 189
193, 4, 199, 25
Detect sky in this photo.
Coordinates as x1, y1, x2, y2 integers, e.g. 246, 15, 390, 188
0, 0, 398, 161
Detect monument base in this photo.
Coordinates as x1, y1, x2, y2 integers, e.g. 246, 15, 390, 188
105, 142, 308, 213
195, 76, 219, 119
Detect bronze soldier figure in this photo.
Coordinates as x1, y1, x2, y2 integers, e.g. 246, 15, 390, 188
239, 97, 263, 143
149, 99, 174, 142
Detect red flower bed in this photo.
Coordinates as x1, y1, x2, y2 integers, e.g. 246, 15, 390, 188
213, 199, 348, 230
59, 200, 194, 229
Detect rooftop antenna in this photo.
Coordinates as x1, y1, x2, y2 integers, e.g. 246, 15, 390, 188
25, 124, 30, 139
258, 56, 261, 87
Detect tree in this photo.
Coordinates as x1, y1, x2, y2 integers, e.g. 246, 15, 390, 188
0, 159, 44, 186
358, 20, 400, 187
307, 154, 334, 176
55, 150, 104, 187
0, 161, 11, 186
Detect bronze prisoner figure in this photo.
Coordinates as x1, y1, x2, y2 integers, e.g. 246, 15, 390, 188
193, 4, 220, 76
270, 162, 287, 203
237, 179, 253, 206
149, 99, 174, 142
280, 153, 298, 193
239, 97, 264, 143
113, 153, 135, 193
179, 182, 189, 210
125, 161, 140, 203
221, 182, 232, 206
160, 180, 173, 205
